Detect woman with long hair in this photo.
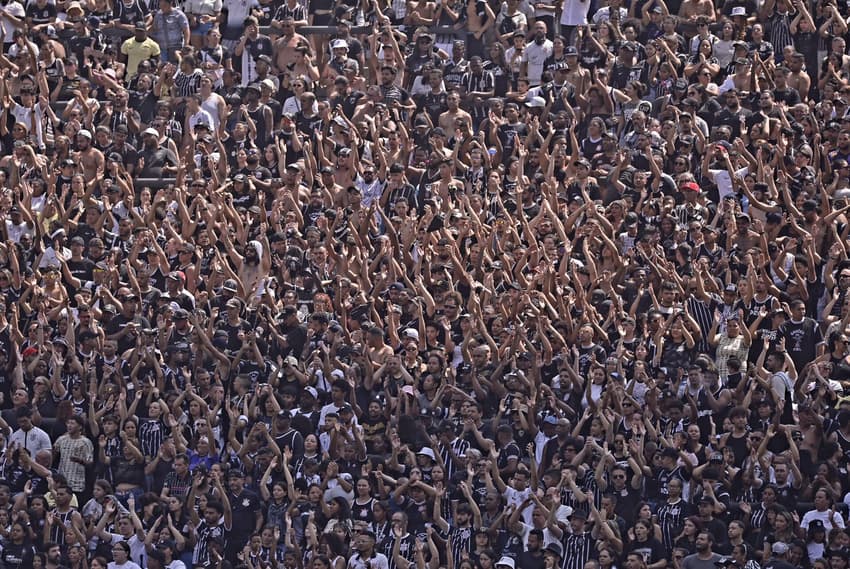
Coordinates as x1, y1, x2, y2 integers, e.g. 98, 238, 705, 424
761, 508, 798, 562
684, 39, 721, 80
625, 519, 667, 567
484, 43, 510, 97
673, 516, 701, 554
0, 521, 35, 568
653, 311, 698, 372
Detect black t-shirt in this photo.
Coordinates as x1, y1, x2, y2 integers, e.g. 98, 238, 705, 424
228, 489, 261, 539
780, 317, 823, 372
625, 538, 668, 566
26, 2, 56, 25
65, 258, 94, 288
0, 541, 35, 568
497, 122, 528, 165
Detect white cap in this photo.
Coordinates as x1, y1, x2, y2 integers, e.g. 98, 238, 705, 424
142, 127, 159, 137
77, 129, 92, 139
416, 447, 436, 460
331, 39, 349, 50
496, 558, 516, 569
304, 386, 318, 398
525, 96, 546, 108
330, 369, 345, 380
260, 78, 276, 92
403, 328, 419, 340
731, 6, 746, 16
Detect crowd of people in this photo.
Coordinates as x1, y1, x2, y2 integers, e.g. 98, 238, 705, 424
1, 0, 850, 568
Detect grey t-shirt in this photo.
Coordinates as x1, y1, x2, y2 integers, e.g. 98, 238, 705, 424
683, 553, 724, 569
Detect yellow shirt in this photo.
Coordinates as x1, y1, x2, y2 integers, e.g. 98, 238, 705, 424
121, 37, 161, 77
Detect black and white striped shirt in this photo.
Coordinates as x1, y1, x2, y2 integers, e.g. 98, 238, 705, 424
273, 2, 307, 22
173, 69, 204, 98
440, 437, 470, 480
138, 418, 168, 459
562, 532, 594, 569
656, 498, 690, 552
193, 520, 226, 566
48, 509, 76, 546
686, 296, 719, 355
382, 531, 415, 569
443, 525, 475, 568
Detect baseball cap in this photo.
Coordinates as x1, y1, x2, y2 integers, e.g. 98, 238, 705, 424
416, 447, 436, 460
772, 542, 789, 555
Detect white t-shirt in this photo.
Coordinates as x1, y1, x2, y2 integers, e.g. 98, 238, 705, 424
504, 486, 534, 525
188, 108, 215, 131
9, 426, 52, 456
108, 562, 142, 569
348, 552, 390, 569
523, 39, 553, 86
0, 2, 25, 43
11, 101, 45, 148
5, 219, 31, 243
519, 522, 559, 548
801, 508, 846, 532
560, 0, 587, 25
106, 534, 146, 567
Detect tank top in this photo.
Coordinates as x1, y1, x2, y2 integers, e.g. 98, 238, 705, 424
247, 105, 270, 146
201, 94, 221, 132
351, 497, 375, 522
726, 432, 749, 468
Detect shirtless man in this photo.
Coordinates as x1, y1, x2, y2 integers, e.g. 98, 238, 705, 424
787, 52, 811, 100
332, 145, 358, 188
74, 130, 105, 183
564, 42, 590, 93
432, 158, 465, 212
438, 92, 473, 133
366, 324, 394, 366
273, 17, 308, 73
678, 0, 715, 23
466, 0, 495, 58
221, 233, 271, 299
